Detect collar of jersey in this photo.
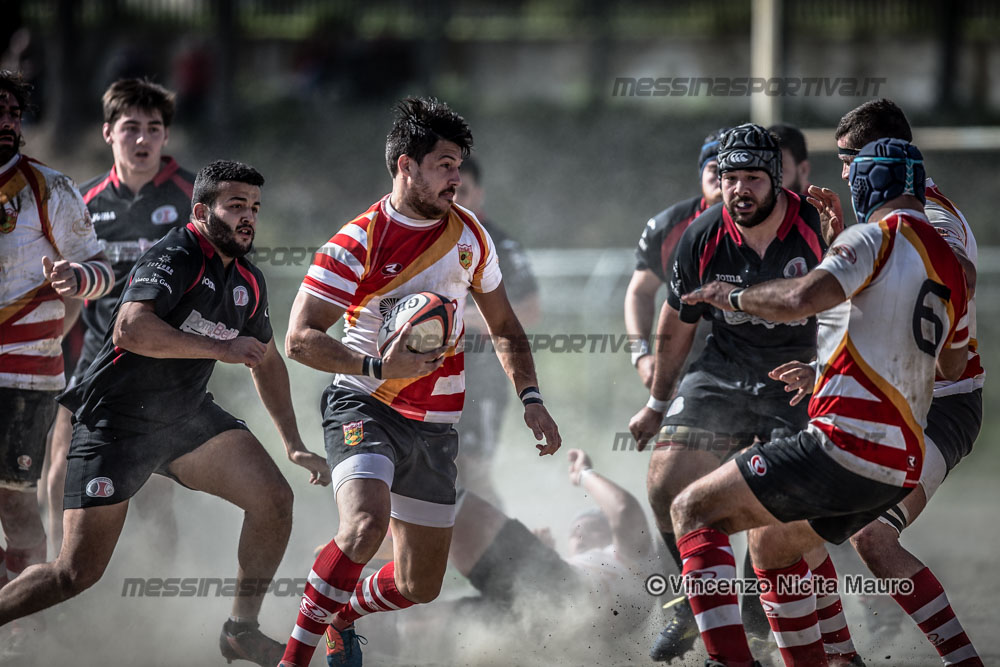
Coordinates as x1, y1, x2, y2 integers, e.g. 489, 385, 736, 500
0, 153, 19, 177
383, 195, 445, 229
185, 222, 216, 258
108, 156, 180, 191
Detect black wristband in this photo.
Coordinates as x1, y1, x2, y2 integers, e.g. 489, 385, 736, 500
729, 288, 745, 312
519, 385, 543, 406
361, 356, 371, 377
372, 357, 383, 380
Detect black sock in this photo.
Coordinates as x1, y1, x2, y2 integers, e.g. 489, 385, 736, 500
661, 530, 683, 573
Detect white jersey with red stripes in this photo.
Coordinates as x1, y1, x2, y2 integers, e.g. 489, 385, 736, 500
300, 195, 501, 423
0, 154, 102, 390
924, 177, 983, 396
809, 209, 969, 488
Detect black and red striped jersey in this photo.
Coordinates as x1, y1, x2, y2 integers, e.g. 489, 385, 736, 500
667, 190, 826, 377
635, 195, 709, 283
59, 223, 271, 431
78, 157, 195, 338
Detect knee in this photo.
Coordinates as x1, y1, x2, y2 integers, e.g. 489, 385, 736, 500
54, 559, 107, 596
669, 487, 700, 536
395, 574, 442, 605
336, 513, 388, 561
256, 477, 294, 525
850, 521, 897, 566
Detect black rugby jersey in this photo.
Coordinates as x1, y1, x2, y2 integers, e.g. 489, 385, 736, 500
666, 190, 825, 377
635, 195, 709, 283
59, 223, 271, 431
79, 157, 195, 338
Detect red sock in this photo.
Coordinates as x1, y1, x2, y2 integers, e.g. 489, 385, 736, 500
281, 539, 365, 667
891, 567, 982, 666
677, 528, 754, 667
812, 556, 859, 663
336, 561, 415, 627
755, 559, 827, 666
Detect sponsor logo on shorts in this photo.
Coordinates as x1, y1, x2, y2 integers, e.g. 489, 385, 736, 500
457, 243, 473, 269
381, 262, 403, 276
343, 420, 364, 447
749, 454, 767, 476
783, 256, 808, 278
151, 204, 179, 225
299, 597, 330, 623
829, 244, 857, 264
233, 286, 249, 307
86, 477, 115, 498
16, 455, 31, 471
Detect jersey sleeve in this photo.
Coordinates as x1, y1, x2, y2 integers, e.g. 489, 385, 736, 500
48, 174, 103, 262
816, 223, 884, 299
300, 221, 370, 308
121, 242, 202, 318
471, 226, 502, 294
924, 199, 972, 260
666, 225, 706, 323
243, 271, 274, 344
634, 216, 662, 275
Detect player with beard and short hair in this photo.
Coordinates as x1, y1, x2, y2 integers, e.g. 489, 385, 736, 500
45, 77, 196, 556
629, 123, 827, 663
0, 71, 113, 648
0, 159, 331, 667
278, 97, 560, 667
626, 128, 727, 390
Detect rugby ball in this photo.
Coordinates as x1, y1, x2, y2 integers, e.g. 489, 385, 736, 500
376, 292, 456, 356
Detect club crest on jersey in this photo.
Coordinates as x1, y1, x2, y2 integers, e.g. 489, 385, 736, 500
829, 244, 857, 265
151, 205, 179, 225
748, 454, 767, 476
457, 243, 473, 269
16, 455, 31, 471
233, 286, 249, 307
343, 421, 364, 447
381, 262, 403, 276
783, 257, 808, 278
0, 202, 18, 233
86, 477, 115, 498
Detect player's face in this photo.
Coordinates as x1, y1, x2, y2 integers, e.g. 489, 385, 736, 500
103, 107, 169, 176
722, 168, 776, 228
0, 91, 23, 165
401, 140, 463, 219
567, 516, 612, 556
202, 181, 260, 259
700, 159, 721, 206
837, 136, 856, 181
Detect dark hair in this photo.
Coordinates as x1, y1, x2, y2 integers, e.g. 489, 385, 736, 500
768, 123, 808, 163
461, 156, 481, 183
102, 78, 176, 127
0, 70, 34, 115
835, 98, 912, 148
385, 97, 473, 177
192, 160, 265, 207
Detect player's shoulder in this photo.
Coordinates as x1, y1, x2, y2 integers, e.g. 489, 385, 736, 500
22, 156, 79, 193
682, 200, 724, 238
649, 194, 704, 229
79, 169, 113, 195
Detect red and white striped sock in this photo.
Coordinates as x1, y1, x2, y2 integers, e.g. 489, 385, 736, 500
755, 559, 827, 666
812, 555, 859, 664
335, 561, 415, 627
891, 567, 983, 666
676, 528, 754, 667
281, 539, 365, 667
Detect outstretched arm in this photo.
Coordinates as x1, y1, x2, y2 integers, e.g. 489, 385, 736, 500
251, 338, 331, 486
682, 269, 846, 323
568, 449, 652, 560
472, 283, 561, 456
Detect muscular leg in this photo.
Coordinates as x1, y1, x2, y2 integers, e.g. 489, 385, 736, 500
850, 484, 927, 579
167, 429, 293, 621
449, 491, 507, 576
44, 406, 73, 553
0, 503, 127, 625
387, 518, 452, 604
131, 475, 179, 564
0, 490, 46, 556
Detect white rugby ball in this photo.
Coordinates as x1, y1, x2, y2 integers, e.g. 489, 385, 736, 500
376, 292, 457, 356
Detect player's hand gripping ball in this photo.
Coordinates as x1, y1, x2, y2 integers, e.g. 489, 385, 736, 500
377, 292, 457, 355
